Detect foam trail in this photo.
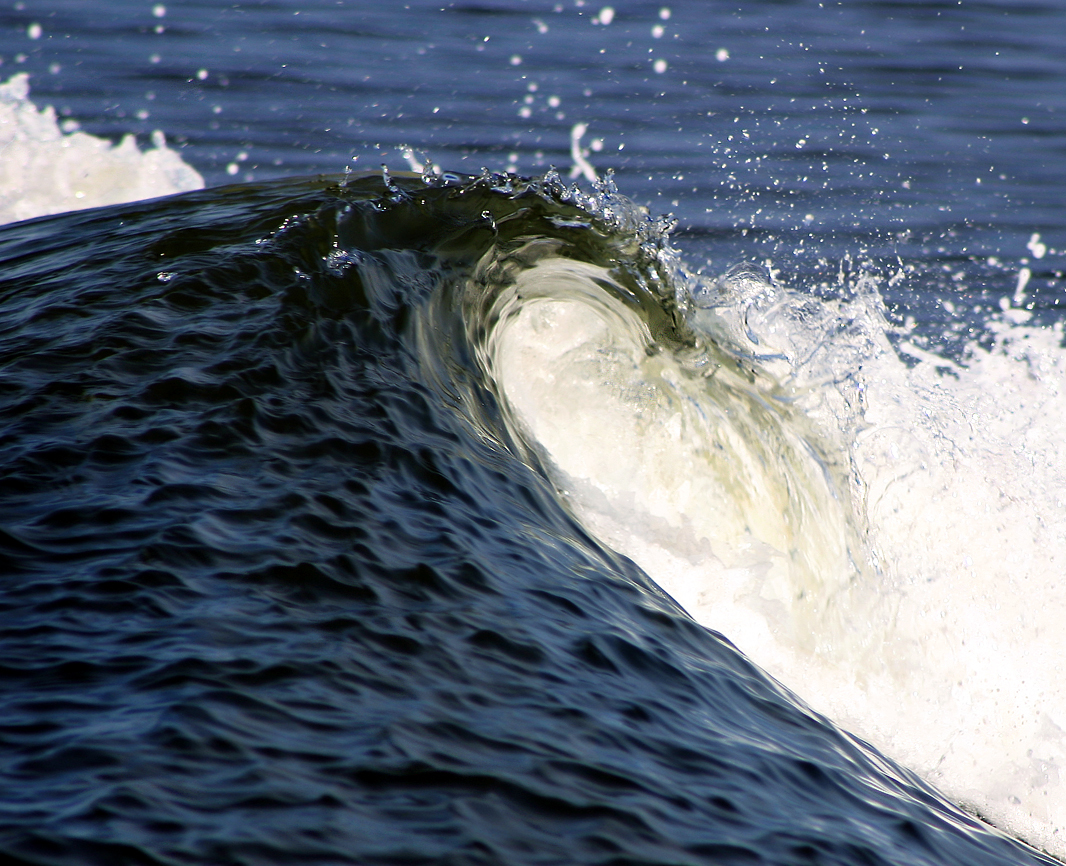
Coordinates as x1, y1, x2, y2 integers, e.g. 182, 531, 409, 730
0, 74, 203, 225
490, 254, 1066, 859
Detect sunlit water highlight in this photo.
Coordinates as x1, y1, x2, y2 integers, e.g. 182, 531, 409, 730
487, 217, 1066, 856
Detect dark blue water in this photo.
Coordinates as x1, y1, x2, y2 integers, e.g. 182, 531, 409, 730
2, 2, 1066, 864
0, 168, 1054, 866
6, 0, 1065, 247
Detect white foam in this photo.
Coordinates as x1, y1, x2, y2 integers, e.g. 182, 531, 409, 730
0, 74, 203, 225
489, 254, 1066, 859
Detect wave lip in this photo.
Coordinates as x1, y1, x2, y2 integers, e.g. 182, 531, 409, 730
450, 170, 1066, 861
0, 169, 1060, 865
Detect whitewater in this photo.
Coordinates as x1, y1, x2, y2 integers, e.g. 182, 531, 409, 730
4, 72, 1066, 860
490, 247, 1066, 855
0, 73, 202, 224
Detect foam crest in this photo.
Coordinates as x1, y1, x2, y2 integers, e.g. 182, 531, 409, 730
488, 258, 867, 654
837, 306, 1066, 851
492, 253, 1066, 859
0, 74, 203, 225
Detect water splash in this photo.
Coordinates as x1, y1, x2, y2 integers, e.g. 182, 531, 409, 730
478, 200, 1066, 856
0, 74, 203, 224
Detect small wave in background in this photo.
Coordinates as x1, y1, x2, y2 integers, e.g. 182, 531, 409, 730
0, 74, 202, 224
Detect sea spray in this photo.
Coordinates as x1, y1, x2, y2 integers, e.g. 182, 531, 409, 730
0, 74, 203, 224
707, 261, 1066, 853
481, 197, 1066, 856
0, 166, 1059, 864
486, 256, 864, 651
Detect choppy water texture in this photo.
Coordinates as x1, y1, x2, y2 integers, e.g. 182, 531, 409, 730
3, 0, 1066, 864
0, 171, 1058, 865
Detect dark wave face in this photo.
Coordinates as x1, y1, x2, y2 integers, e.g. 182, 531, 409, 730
0, 173, 1056, 865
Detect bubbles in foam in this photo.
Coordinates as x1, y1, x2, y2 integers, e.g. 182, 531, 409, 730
816, 294, 1066, 856
491, 249, 1066, 858
489, 257, 866, 655
0, 74, 203, 225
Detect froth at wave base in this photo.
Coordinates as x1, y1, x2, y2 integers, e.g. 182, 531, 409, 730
0, 74, 203, 224
487, 246, 1066, 858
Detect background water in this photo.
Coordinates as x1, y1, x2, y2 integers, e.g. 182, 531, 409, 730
3, 1, 1066, 864
5, 0, 1064, 253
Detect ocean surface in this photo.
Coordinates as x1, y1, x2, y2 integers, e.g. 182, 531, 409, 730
2, 2, 1066, 864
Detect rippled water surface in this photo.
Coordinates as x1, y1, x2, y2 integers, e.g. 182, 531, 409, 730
2, 2, 1066, 864
0, 169, 1053, 866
